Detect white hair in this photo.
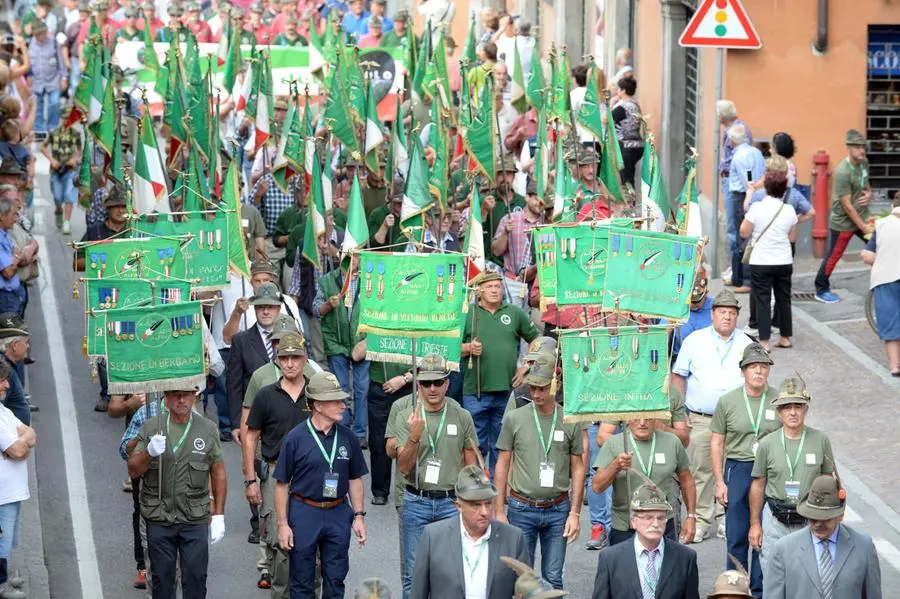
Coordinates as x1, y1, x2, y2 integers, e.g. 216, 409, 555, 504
0, 335, 27, 352
728, 123, 747, 146
716, 100, 737, 120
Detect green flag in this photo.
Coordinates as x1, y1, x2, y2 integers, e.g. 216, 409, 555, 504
186, 53, 211, 160
109, 109, 125, 187
464, 78, 496, 182
68, 38, 99, 126
141, 12, 160, 76
364, 80, 385, 173
533, 99, 550, 203
302, 154, 326, 270
323, 53, 360, 157
386, 94, 407, 185
462, 12, 477, 64
340, 173, 368, 253
549, 46, 571, 122
526, 47, 545, 111
400, 134, 432, 240
599, 101, 625, 202
273, 93, 303, 192
510, 39, 527, 113
411, 22, 432, 101
221, 17, 241, 94
458, 62, 472, 129
576, 64, 603, 141
174, 140, 210, 212
89, 74, 116, 157
342, 46, 366, 125
77, 130, 93, 210
428, 96, 448, 213
164, 48, 188, 164
222, 158, 251, 278
552, 139, 575, 221
423, 32, 450, 108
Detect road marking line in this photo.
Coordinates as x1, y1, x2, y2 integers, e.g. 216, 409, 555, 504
844, 506, 862, 524
792, 265, 872, 278
819, 317, 870, 326
35, 234, 104, 599
874, 538, 900, 573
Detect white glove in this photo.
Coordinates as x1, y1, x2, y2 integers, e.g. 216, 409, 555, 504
210, 514, 225, 544
147, 434, 167, 457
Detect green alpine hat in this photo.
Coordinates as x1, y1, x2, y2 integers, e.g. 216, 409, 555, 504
368, 15, 382, 27
630, 480, 672, 514
307, 371, 349, 402
249, 282, 281, 307
845, 129, 866, 146
739, 342, 773, 369
250, 258, 277, 277
475, 271, 502, 285
0, 313, 29, 338
354, 578, 392, 599
523, 353, 555, 387
711, 288, 740, 311
124, 5, 139, 18
497, 154, 517, 173
249, 2, 263, 13
393, 9, 409, 22
276, 332, 307, 357
416, 353, 450, 382
500, 557, 568, 599
104, 186, 128, 208
575, 147, 598, 165
797, 473, 845, 520
455, 465, 497, 501
270, 314, 299, 340
167, 3, 183, 17
707, 571, 753, 598
525, 336, 557, 361
772, 375, 811, 407
525, 178, 538, 196
31, 20, 49, 35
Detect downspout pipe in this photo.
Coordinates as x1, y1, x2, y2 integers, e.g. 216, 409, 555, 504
813, 0, 828, 54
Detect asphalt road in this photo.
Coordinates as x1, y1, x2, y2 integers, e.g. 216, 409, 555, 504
11, 157, 900, 598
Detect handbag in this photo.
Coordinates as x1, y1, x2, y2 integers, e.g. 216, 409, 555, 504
742, 202, 785, 265
9, 222, 39, 283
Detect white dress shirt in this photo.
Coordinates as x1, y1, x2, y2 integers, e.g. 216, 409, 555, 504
461, 516, 491, 599
672, 326, 752, 415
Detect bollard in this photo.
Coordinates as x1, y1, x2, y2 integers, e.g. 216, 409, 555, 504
811, 150, 831, 258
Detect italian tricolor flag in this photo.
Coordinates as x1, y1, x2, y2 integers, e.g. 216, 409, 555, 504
133, 111, 167, 214
466, 187, 485, 283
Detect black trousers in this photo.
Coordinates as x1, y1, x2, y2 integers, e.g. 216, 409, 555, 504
367, 380, 411, 498
749, 264, 793, 341
620, 146, 644, 189
146, 521, 209, 599
131, 477, 146, 570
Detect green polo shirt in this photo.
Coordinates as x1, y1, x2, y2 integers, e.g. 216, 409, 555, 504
274, 204, 304, 245
710, 385, 781, 461
274, 34, 308, 46
386, 394, 414, 507
751, 425, 835, 502
829, 157, 869, 232
594, 430, 689, 531
462, 303, 539, 396
362, 185, 387, 217
392, 398, 478, 491
379, 30, 407, 49
116, 28, 142, 41
497, 403, 583, 499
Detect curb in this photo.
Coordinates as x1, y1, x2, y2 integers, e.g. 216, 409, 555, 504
8, 452, 50, 599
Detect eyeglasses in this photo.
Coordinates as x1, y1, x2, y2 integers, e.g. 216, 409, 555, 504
633, 513, 668, 523
418, 379, 446, 388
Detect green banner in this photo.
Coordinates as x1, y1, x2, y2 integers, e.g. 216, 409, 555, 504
83, 278, 193, 357
560, 326, 671, 423
104, 300, 207, 394
602, 227, 702, 321
365, 325, 464, 372
356, 251, 466, 337
134, 211, 231, 290
553, 224, 610, 306
532, 225, 558, 308
77, 236, 190, 281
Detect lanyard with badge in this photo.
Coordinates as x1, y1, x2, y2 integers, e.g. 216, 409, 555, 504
421, 402, 448, 485
781, 427, 807, 504
712, 329, 736, 367
463, 536, 488, 580
307, 419, 340, 498
629, 430, 658, 480
166, 413, 193, 456
742, 389, 767, 455
533, 404, 559, 488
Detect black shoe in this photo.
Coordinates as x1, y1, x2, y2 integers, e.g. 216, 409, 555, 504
358, 437, 369, 450
247, 531, 260, 544
371, 496, 388, 506
27, 402, 38, 412
257, 572, 272, 589
219, 430, 232, 442
94, 397, 109, 412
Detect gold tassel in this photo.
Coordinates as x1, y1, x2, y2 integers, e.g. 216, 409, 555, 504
540, 296, 547, 313
72, 281, 79, 300
81, 336, 88, 359
550, 372, 558, 396
90, 361, 99, 384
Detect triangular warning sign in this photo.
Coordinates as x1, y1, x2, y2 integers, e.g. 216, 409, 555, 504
679, 0, 762, 49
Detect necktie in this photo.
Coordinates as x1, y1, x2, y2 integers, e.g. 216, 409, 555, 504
818, 539, 835, 599
641, 549, 659, 599
264, 331, 274, 361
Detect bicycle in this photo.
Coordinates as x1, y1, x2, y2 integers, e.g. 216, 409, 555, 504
866, 289, 877, 334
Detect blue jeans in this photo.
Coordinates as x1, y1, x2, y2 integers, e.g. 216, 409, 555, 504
50, 169, 78, 206
462, 391, 509, 472
725, 459, 763, 598
213, 347, 231, 432
507, 497, 569, 589
328, 354, 370, 438
401, 491, 457, 599
34, 88, 61, 134
586, 424, 611, 529
0, 285, 26, 317
0, 501, 21, 560
723, 176, 737, 254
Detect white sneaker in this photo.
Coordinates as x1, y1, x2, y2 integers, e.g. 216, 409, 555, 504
62, 220, 71, 235
743, 325, 758, 337
717, 522, 727, 539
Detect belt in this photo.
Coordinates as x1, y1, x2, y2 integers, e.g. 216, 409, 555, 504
405, 485, 456, 500
291, 493, 345, 509
509, 490, 569, 508
688, 409, 714, 418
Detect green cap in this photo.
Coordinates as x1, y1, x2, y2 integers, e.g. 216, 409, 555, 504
523, 353, 555, 387
124, 5, 139, 17
270, 314, 299, 340
274, 96, 290, 111
167, 3, 183, 16
104, 186, 128, 208
711, 289, 740, 311
31, 19, 49, 35
393, 9, 409, 22
500, 557, 568, 599
184, 0, 200, 11
276, 332, 307, 357
525, 336, 557, 361
307, 371, 349, 402
772, 375, 810, 407
250, 258, 277, 276
497, 154, 517, 173
250, 2, 263, 13
354, 578, 392, 599
0, 313, 29, 338
455, 465, 497, 501
525, 178, 538, 196
845, 129, 866, 146
575, 147, 598, 165
475, 271, 503, 285
797, 473, 845, 520
707, 571, 753, 598
739, 342, 773, 369
249, 282, 281, 307
630, 480, 672, 514
368, 15, 382, 27
417, 353, 450, 382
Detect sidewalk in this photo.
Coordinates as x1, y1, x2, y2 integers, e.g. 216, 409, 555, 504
7, 454, 50, 599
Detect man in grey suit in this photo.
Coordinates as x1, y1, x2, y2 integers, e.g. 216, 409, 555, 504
764, 473, 882, 599
591, 479, 700, 599
409, 465, 529, 599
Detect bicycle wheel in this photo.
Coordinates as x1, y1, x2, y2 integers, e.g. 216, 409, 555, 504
865, 289, 878, 334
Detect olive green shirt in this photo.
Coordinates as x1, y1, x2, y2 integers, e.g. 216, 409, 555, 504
594, 430, 689, 531
710, 385, 781, 461
244, 363, 281, 409
386, 394, 414, 506
462, 304, 539, 396
496, 403, 583, 499
829, 157, 870, 232
392, 398, 478, 491
379, 30, 408, 49
242, 203, 267, 261
751, 425, 834, 502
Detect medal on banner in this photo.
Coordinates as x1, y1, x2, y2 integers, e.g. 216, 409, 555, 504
673, 243, 681, 266
377, 263, 385, 300
436, 265, 445, 303
683, 243, 694, 267
128, 321, 136, 340
215, 229, 222, 250
625, 235, 634, 257
171, 316, 180, 337
650, 349, 659, 371
193, 312, 202, 330
365, 262, 373, 298
167, 247, 175, 264
632, 336, 640, 360
589, 336, 597, 362
448, 264, 456, 300
609, 333, 619, 357
207, 231, 214, 252
676, 273, 685, 293
90, 252, 99, 270
572, 352, 580, 369
158, 248, 167, 265
114, 321, 122, 341
611, 233, 621, 257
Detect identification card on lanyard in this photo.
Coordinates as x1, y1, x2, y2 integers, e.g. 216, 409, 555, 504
533, 404, 559, 488
424, 458, 442, 485
307, 419, 339, 498
421, 403, 448, 485
166, 413, 194, 457
742, 389, 767, 456
629, 430, 657, 479
781, 427, 807, 504
323, 472, 340, 498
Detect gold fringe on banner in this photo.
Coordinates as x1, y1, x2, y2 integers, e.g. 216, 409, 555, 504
563, 410, 671, 425
356, 324, 462, 339
364, 350, 461, 372
107, 373, 207, 396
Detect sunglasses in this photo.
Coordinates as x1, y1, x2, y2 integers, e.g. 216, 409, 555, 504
419, 379, 447, 388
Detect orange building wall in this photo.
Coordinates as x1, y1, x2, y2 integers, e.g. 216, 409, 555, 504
634, 0, 664, 148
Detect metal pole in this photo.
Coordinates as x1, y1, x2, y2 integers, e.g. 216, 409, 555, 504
710, 48, 724, 279
411, 336, 418, 488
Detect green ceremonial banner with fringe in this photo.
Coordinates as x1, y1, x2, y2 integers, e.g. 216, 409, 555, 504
602, 226, 702, 321
83, 278, 192, 357
532, 225, 558, 309
553, 224, 610, 306
133, 211, 231, 290
560, 326, 671, 423
365, 326, 463, 372
104, 300, 207, 394
77, 236, 190, 281
356, 252, 466, 337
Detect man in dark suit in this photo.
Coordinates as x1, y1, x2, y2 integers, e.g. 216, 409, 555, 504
592, 479, 700, 599
764, 473, 882, 599
410, 465, 529, 599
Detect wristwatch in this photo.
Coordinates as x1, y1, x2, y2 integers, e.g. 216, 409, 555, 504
244, 480, 258, 488
353, 511, 367, 518
685, 513, 697, 519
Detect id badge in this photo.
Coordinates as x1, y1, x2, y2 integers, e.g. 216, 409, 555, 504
752, 441, 759, 456
539, 461, 555, 488
785, 480, 801, 504
424, 458, 441, 485
323, 472, 340, 498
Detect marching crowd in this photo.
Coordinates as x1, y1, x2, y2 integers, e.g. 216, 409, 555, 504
0, 0, 896, 598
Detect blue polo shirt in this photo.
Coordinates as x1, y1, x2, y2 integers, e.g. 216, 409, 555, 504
672, 296, 713, 357
274, 419, 368, 500
341, 10, 370, 37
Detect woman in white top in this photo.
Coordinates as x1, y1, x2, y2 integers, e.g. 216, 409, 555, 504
739, 168, 798, 351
